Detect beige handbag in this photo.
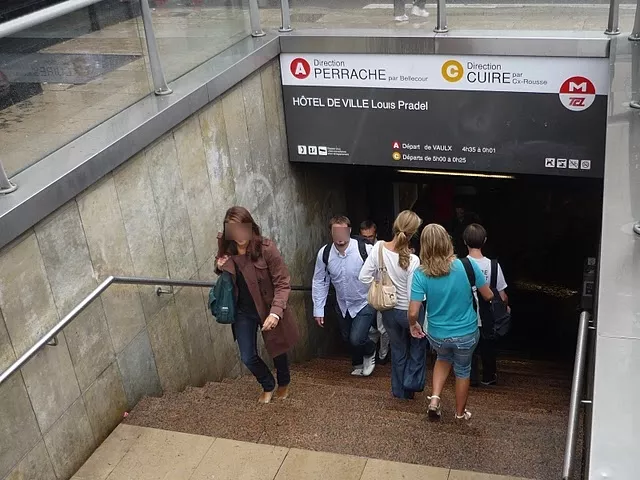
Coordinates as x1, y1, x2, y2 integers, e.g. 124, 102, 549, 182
367, 243, 398, 311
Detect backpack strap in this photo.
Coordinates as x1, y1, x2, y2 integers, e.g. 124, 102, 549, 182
357, 238, 368, 263
460, 257, 476, 287
322, 244, 330, 281
460, 257, 477, 312
490, 259, 498, 289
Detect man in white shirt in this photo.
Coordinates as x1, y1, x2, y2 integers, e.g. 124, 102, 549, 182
464, 223, 509, 386
360, 220, 390, 365
313, 215, 377, 376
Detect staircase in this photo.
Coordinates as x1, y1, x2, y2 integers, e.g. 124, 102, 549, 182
125, 356, 578, 480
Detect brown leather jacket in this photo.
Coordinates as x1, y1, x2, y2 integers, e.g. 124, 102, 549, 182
218, 238, 300, 358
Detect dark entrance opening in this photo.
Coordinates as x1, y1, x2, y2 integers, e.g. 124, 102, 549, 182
344, 166, 603, 363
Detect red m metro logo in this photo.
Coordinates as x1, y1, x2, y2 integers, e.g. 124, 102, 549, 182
559, 76, 596, 111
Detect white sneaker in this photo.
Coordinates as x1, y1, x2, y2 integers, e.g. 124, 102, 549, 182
362, 353, 376, 377
394, 14, 409, 22
411, 5, 430, 17
351, 365, 364, 376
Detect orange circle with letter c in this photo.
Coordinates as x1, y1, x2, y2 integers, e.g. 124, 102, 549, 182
442, 60, 464, 82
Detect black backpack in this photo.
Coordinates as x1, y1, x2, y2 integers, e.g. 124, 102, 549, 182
208, 271, 236, 324
321, 236, 370, 278
460, 257, 511, 339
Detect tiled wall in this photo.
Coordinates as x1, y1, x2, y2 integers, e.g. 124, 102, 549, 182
0, 60, 346, 480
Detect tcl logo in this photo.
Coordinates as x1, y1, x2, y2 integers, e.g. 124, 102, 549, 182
290, 58, 310, 80
559, 76, 596, 111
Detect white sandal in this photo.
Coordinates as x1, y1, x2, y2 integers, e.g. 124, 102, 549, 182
427, 395, 442, 419
455, 409, 472, 421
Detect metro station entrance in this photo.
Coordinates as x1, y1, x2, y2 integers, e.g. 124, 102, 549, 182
344, 166, 603, 362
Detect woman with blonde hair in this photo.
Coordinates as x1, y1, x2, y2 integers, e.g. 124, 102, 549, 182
408, 224, 493, 420
359, 210, 425, 399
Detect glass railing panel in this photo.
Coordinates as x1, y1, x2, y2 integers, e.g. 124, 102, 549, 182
143, 0, 251, 83
0, 1, 152, 177
264, 0, 635, 33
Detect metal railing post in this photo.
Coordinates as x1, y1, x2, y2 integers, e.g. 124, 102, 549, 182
0, 160, 17, 195
561, 311, 590, 480
630, 0, 640, 41
605, 0, 621, 35
279, 0, 292, 33
139, 0, 172, 96
434, 0, 448, 33
249, 0, 265, 37
631, 41, 640, 108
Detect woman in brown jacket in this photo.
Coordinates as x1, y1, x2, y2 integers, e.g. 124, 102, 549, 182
216, 206, 300, 403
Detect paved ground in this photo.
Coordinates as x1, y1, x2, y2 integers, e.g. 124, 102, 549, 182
72, 423, 531, 480
0, 3, 634, 176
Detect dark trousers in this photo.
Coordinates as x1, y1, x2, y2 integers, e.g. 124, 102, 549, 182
382, 308, 427, 399
234, 311, 290, 392
471, 328, 498, 384
337, 304, 377, 366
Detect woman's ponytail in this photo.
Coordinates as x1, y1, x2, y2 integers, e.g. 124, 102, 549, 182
392, 211, 423, 270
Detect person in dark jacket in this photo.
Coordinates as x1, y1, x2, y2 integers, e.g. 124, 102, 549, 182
216, 206, 300, 404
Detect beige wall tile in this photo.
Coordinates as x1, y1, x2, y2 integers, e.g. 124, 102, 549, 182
21, 333, 81, 433
83, 363, 128, 444
147, 300, 190, 393
173, 287, 216, 386
0, 309, 15, 374
144, 135, 197, 280
0, 233, 59, 357
199, 99, 236, 218
0, 375, 41, 479
113, 151, 170, 321
5, 440, 56, 480
44, 398, 97, 480
116, 330, 162, 408
174, 116, 218, 269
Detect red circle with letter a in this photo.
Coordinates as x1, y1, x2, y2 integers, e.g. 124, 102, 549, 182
290, 58, 311, 80
559, 76, 596, 112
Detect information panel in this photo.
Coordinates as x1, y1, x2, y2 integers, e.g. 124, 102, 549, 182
280, 53, 609, 178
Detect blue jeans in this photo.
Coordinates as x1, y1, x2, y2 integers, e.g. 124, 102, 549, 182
336, 304, 377, 366
427, 330, 480, 379
234, 311, 289, 391
382, 308, 428, 399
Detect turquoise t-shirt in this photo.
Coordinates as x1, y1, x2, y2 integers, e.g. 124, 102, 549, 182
410, 258, 486, 339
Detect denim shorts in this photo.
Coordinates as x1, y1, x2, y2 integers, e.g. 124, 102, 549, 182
427, 330, 480, 379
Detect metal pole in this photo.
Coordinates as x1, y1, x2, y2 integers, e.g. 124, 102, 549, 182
249, 0, 265, 37
0, 161, 17, 194
605, 0, 621, 35
630, 0, 640, 41
279, 0, 292, 33
139, 0, 172, 96
561, 311, 590, 480
434, 0, 448, 33
631, 41, 640, 108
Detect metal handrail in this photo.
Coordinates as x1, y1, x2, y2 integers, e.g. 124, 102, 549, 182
0, 275, 311, 388
562, 310, 591, 480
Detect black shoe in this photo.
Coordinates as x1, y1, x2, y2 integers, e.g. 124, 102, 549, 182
481, 374, 497, 386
